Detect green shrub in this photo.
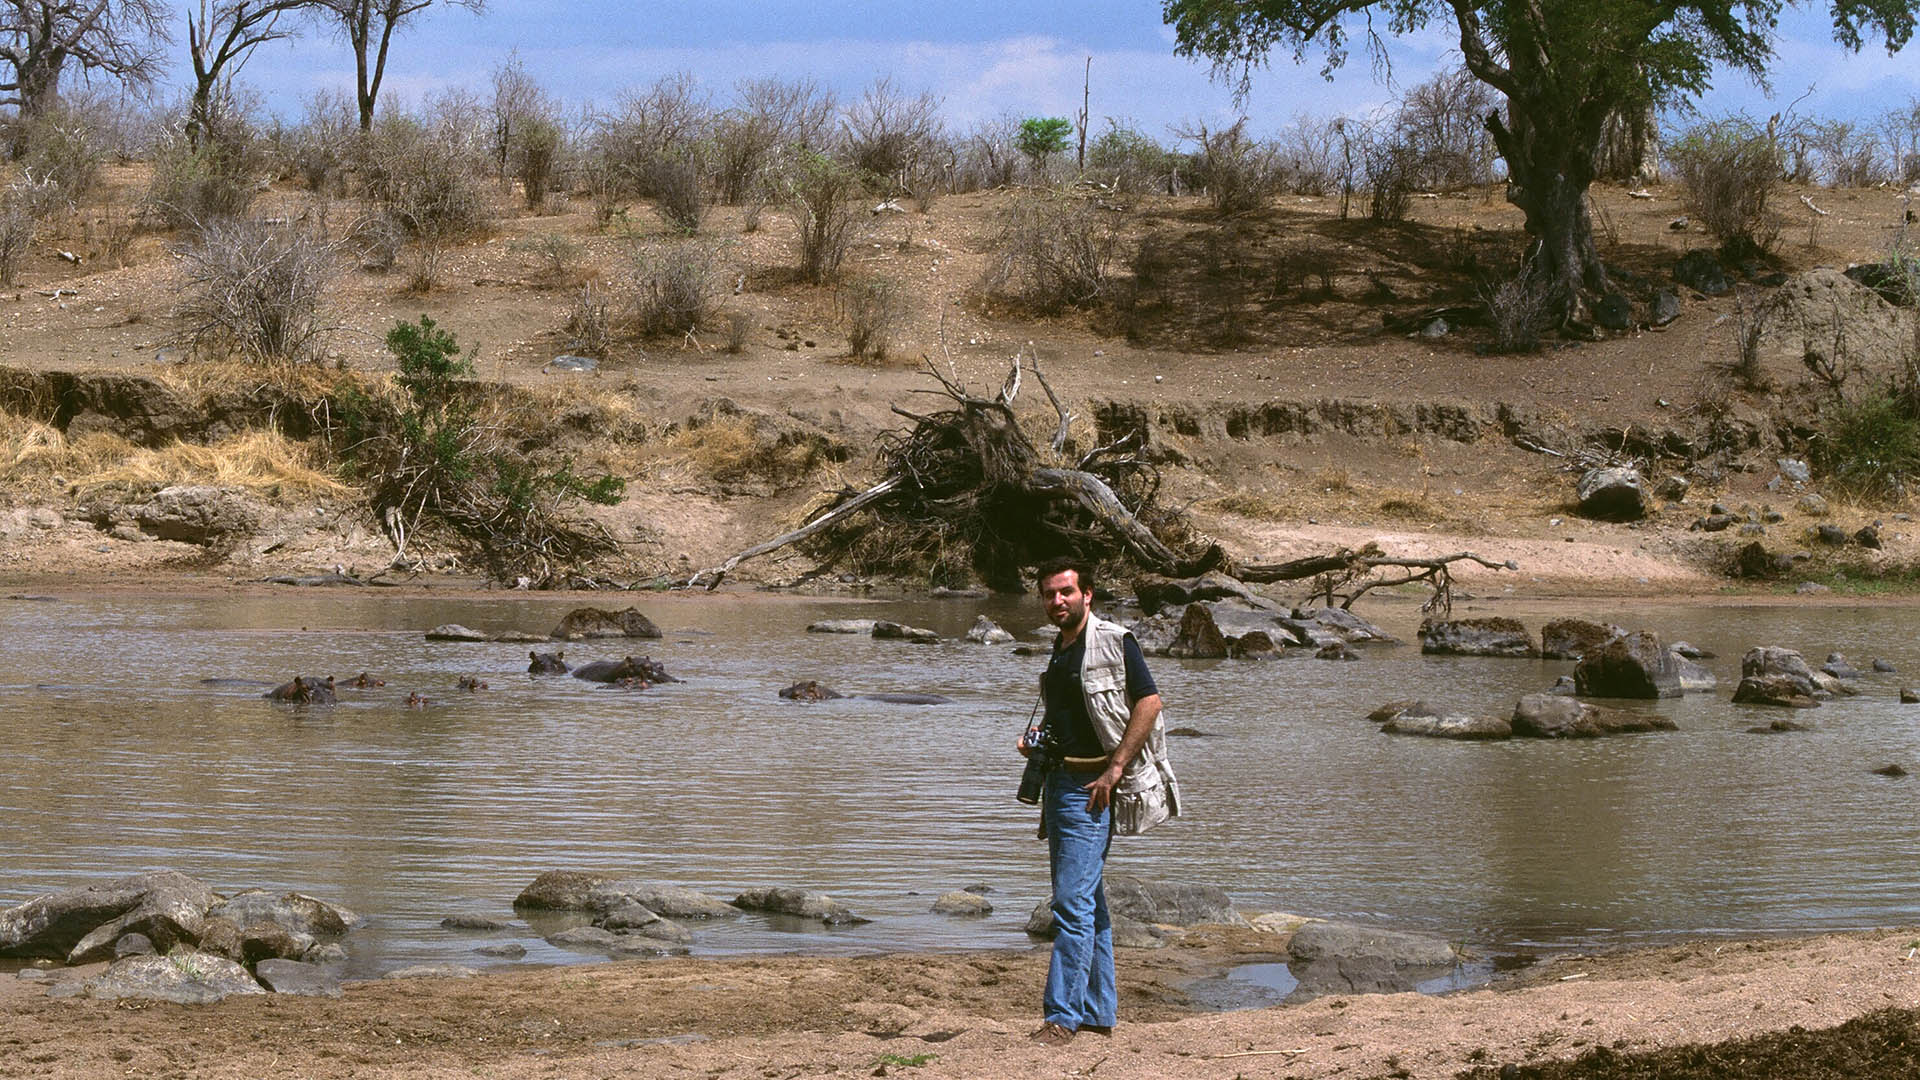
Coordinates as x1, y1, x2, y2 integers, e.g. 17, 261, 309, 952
334, 316, 624, 584
780, 152, 867, 283
1812, 391, 1920, 498
1087, 120, 1176, 195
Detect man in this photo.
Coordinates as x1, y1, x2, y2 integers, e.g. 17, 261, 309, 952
1019, 556, 1181, 1047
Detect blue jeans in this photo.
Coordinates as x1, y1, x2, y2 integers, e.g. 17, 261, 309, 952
1043, 768, 1116, 1030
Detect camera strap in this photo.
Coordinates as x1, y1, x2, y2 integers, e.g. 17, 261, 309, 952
1022, 688, 1044, 737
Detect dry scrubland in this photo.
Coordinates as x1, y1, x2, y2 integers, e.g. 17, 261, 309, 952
0, 146, 1916, 593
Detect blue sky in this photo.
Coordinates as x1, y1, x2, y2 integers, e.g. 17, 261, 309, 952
169, 1, 1920, 139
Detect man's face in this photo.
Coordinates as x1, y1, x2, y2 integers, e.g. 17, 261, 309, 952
1040, 570, 1090, 632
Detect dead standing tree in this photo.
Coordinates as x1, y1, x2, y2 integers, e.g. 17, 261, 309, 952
689, 353, 1514, 610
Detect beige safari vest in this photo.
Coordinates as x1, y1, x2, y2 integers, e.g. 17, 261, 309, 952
1040, 612, 1183, 835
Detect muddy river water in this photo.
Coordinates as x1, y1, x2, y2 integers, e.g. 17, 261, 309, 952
2, 590, 1917, 978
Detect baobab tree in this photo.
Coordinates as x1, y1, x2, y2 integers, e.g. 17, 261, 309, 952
2, 0, 169, 149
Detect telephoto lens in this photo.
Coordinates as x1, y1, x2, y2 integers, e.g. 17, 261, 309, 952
1016, 756, 1049, 804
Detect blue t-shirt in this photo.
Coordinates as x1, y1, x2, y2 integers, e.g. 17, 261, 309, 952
1042, 630, 1158, 759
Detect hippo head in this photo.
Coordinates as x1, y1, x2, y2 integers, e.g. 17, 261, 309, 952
528, 650, 568, 674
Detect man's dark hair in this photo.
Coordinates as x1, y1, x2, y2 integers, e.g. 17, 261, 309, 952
1034, 556, 1095, 596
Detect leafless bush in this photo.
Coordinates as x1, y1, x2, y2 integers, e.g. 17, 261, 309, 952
629, 239, 723, 337
841, 77, 942, 186
346, 210, 405, 271
1669, 116, 1782, 253
953, 117, 1019, 192
489, 58, 566, 209
511, 233, 584, 285
780, 151, 867, 283
176, 219, 339, 363
15, 104, 105, 204
841, 275, 906, 361
714, 76, 836, 204
1176, 119, 1283, 216
0, 172, 59, 286
1482, 261, 1554, 354
1272, 114, 1345, 196
1086, 119, 1176, 195
1807, 119, 1885, 186
146, 100, 270, 230
588, 73, 715, 219
358, 110, 494, 289
977, 194, 1119, 311
1886, 98, 1920, 183
278, 90, 358, 193
645, 152, 707, 233
1391, 67, 1499, 189
1361, 135, 1420, 222
565, 282, 612, 357
724, 310, 752, 353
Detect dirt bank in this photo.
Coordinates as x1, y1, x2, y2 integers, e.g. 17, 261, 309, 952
4, 926, 1917, 1079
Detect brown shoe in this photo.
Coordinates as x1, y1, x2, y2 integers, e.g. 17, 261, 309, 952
1027, 1021, 1076, 1047
1080, 1024, 1113, 1036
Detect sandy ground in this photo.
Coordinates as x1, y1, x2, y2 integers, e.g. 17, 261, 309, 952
4, 925, 1918, 1079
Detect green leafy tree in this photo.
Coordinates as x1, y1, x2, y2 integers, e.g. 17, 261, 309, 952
1163, 0, 1916, 317
1016, 116, 1076, 175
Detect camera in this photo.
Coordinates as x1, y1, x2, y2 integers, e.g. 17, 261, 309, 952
1016, 727, 1061, 805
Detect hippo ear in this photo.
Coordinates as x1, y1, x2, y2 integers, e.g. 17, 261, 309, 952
530, 651, 536, 660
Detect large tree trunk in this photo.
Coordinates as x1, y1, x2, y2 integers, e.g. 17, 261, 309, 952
1487, 101, 1609, 319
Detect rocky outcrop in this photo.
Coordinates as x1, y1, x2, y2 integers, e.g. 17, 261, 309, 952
1576, 467, 1649, 521
253, 958, 344, 997
1418, 617, 1535, 658
730, 887, 870, 925
133, 485, 263, 545
550, 606, 662, 640
1750, 269, 1915, 376
65, 952, 266, 1005
595, 903, 692, 943
425, 624, 489, 642
1540, 618, 1621, 660
1166, 604, 1229, 659
0, 870, 212, 961
1573, 631, 1683, 699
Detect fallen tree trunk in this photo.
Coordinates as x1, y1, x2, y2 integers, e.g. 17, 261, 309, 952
684, 352, 1514, 607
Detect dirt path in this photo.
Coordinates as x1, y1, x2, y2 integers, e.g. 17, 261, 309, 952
5, 927, 1919, 1079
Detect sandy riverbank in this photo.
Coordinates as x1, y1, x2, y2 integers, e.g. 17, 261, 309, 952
4, 925, 1919, 1079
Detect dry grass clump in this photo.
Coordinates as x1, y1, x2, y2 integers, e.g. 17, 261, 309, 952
1204, 491, 1288, 520
662, 410, 837, 487
1, 415, 348, 500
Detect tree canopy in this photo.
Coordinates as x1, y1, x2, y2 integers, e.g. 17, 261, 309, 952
1163, 0, 1917, 316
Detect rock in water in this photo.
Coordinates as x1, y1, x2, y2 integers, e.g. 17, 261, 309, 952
963, 615, 1014, 645
1539, 618, 1621, 660
550, 607, 662, 640
730, 887, 869, 925
930, 891, 992, 917
1379, 702, 1512, 740
1286, 920, 1459, 997
1576, 467, 1650, 521
1166, 604, 1228, 659
872, 621, 940, 643
1418, 617, 1536, 658
1573, 631, 1683, 699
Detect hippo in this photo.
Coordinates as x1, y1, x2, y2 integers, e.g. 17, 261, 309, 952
779, 680, 845, 702
860, 692, 952, 705
598, 676, 653, 690
263, 676, 337, 704
456, 675, 488, 691
528, 651, 569, 675
406, 692, 430, 708
573, 656, 678, 684
346, 671, 385, 688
